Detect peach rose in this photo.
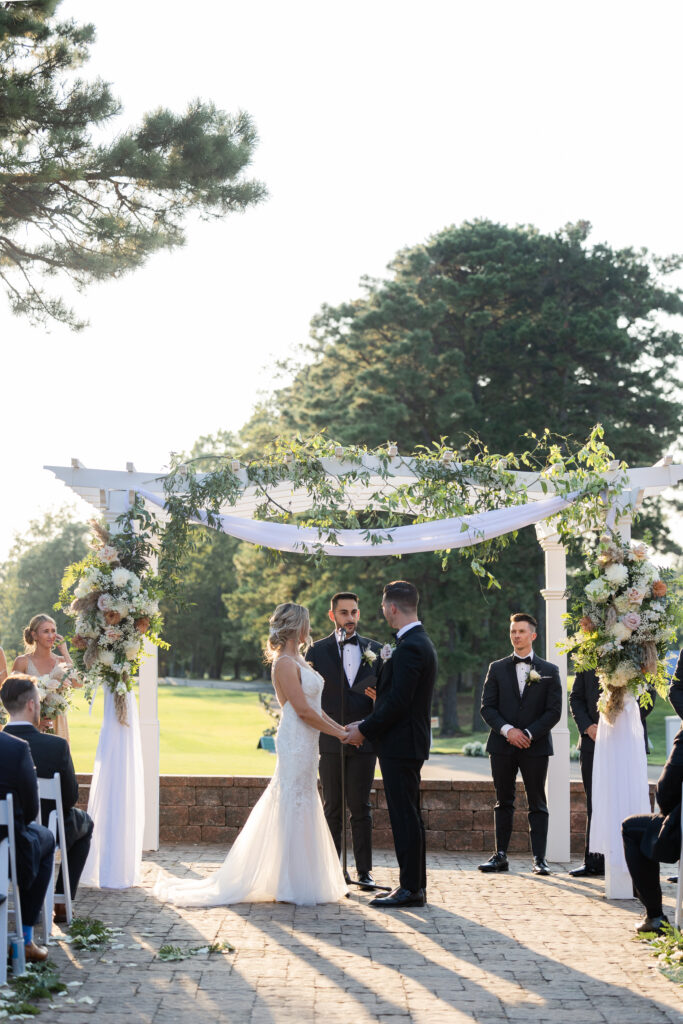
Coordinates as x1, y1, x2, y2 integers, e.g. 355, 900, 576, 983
579, 616, 595, 633
134, 616, 150, 634
652, 580, 667, 598
71, 635, 88, 650
104, 609, 122, 626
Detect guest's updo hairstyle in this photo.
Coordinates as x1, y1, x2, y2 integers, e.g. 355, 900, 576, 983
23, 614, 56, 652
264, 603, 311, 663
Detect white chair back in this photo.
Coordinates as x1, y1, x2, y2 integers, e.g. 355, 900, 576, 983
35, 773, 73, 943
0, 794, 26, 979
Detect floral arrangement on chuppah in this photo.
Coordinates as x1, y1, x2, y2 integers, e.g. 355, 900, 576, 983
57, 504, 166, 725
562, 535, 680, 722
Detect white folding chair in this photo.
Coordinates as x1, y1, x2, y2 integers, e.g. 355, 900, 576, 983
0, 794, 26, 979
35, 774, 73, 944
675, 782, 683, 929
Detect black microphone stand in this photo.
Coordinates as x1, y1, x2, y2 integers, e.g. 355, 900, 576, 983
338, 626, 391, 894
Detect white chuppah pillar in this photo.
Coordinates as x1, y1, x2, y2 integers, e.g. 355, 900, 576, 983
536, 526, 570, 863
139, 606, 160, 851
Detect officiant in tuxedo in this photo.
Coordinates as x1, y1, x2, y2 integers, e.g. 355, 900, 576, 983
344, 580, 438, 909
479, 612, 562, 876
305, 592, 381, 888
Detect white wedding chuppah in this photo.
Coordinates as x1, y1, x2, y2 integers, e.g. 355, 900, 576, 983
47, 454, 683, 895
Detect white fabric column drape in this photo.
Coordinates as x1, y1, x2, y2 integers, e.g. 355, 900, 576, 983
80, 688, 145, 889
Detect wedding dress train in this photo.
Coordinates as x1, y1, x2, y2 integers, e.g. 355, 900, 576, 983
155, 661, 347, 906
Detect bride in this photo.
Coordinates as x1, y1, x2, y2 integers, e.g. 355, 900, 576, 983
155, 602, 351, 906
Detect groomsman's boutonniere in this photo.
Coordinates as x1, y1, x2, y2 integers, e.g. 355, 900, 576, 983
361, 648, 378, 667
527, 668, 541, 683
379, 644, 394, 661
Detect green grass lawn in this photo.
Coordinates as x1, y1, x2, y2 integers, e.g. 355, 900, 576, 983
70, 685, 280, 776
68, 680, 678, 775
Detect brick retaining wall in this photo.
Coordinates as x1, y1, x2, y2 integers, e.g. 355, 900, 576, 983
74, 773, 647, 857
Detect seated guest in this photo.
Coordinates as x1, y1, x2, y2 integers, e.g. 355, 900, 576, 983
0, 727, 55, 961
1, 674, 93, 922
621, 700, 683, 934
569, 668, 656, 877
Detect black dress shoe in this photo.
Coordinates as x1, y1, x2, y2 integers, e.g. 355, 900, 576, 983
667, 875, 678, 884
369, 886, 425, 908
635, 914, 669, 935
357, 871, 375, 890
478, 852, 509, 873
532, 857, 551, 876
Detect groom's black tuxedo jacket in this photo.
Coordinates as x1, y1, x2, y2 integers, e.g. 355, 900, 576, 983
481, 653, 562, 757
306, 632, 381, 756
569, 668, 655, 754
359, 625, 438, 761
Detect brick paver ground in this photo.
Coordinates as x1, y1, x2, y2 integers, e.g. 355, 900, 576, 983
28, 846, 681, 1024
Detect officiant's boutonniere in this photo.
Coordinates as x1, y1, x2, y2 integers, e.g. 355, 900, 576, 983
527, 668, 541, 683
379, 644, 394, 661
361, 648, 378, 667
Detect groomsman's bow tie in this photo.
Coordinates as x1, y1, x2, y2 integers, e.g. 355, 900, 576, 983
513, 655, 531, 664
341, 634, 359, 646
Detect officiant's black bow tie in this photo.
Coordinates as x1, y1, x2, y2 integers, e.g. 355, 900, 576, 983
513, 655, 531, 664
341, 634, 359, 646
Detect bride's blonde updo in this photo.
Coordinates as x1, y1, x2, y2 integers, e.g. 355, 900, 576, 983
264, 603, 311, 663
23, 614, 56, 652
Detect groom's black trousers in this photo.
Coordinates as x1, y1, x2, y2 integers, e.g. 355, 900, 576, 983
319, 751, 375, 874
379, 757, 426, 893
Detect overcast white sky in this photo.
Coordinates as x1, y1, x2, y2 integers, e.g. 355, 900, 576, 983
2, 0, 683, 559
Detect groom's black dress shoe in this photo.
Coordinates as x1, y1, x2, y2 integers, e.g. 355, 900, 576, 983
667, 875, 678, 884
635, 914, 669, 935
369, 886, 425, 908
570, 853, 604, 878
357, 871, 375, 890
478, 852, 509, 873
532, 857, 551, 876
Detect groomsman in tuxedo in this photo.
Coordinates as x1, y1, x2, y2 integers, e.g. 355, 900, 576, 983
569, 667, 655, 877
479, 613, 562, 876
344, 581, 438, 908
306, 592, 381, 887
1, 674, 94, 918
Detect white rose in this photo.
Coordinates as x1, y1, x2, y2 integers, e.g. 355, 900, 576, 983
124, 642, 140, 661
585, 578, 610, 603
98, 650, 115, 666
98, 545, 119, 564
631, 543, 648, 561
114, 600, 130, 618
613, 595, 630, 614
128, 575, 141, 594
604, 563, 628, 587
608, 621, 631, 643
380, 644, 394, 661
363, 648, 377, 662
74, 579, 91, 599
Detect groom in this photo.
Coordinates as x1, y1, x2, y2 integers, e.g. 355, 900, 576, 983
344, 581, 437, 908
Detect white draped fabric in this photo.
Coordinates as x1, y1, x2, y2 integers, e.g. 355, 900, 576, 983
81, 688, 145, 889
589, 692, 651, 887
139, 489, 576, 556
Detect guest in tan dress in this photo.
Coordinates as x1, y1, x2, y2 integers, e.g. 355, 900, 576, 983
12, 614, 81, 742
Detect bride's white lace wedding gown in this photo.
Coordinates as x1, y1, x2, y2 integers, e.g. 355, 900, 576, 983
155, 658, 347, 906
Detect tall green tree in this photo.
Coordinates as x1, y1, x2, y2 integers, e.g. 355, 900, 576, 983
279, 220, 683, 466
0, 507, 88, 659
0, 0, 266, 327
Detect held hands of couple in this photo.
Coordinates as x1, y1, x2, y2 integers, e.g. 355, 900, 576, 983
506, 727, 531, 749
342, 721, 365, 747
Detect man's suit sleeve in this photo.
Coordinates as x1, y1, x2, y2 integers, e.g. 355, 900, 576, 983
526, 665, 563, 739
656, 758, 683, 818
668, 651, 683, 719
305, 645, 316, 668
59, 741, 79, 811
359, 642, 427, 741
480, 662, 507, 734
569, 671, 593, 735
17, 742, 39, 824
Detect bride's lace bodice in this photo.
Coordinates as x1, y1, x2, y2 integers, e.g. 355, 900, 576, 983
272, 660, 324, 807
